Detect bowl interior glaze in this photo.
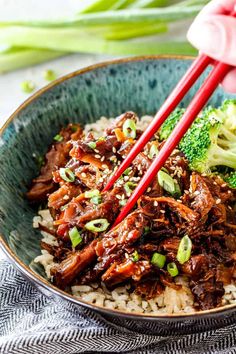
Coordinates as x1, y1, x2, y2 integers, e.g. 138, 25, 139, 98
0, 56, 235, 321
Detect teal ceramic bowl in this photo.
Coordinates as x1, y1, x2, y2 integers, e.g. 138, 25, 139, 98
1, 56, 236, 334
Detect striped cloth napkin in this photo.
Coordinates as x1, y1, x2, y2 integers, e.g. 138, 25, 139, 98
0, 260, 236, 354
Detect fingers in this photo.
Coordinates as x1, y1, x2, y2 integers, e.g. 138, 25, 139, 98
195, 0, 236, 17
187, 15, 236, 66
221, 68, 236, 93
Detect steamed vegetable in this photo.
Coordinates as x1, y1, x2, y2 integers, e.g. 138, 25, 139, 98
160, 100, 236, 173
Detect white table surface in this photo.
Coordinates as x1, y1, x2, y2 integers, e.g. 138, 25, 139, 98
0, 52, 116, 261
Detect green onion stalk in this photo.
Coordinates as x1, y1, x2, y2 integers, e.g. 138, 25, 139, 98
0, 1, 208, 73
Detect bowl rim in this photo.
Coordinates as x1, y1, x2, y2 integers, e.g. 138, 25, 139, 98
1, 54, 236, 320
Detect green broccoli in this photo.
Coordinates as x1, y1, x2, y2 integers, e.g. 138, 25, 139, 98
224, 170, 236, 189
159, 99, 236, 173
159, 107, 185, 141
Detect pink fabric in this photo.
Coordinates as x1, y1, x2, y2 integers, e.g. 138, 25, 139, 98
187, 0, 236, 93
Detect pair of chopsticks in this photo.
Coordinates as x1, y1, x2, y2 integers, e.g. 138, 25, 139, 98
104, 11, 235, 228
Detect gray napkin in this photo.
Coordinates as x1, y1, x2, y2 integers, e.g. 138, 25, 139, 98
0, 260, 236, 354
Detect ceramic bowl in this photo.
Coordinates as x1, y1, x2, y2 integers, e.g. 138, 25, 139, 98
1, 56, 236, 335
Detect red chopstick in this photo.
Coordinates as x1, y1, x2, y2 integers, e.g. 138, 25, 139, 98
112, 60, 232, 227
103, 53, 212, 193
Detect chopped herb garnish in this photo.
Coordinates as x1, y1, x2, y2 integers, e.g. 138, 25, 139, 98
69, 226, 82, 248
123, 119, 136, 139
123, 167, 132, 176
148, 144, 159, 159
44, 69, 57, 82
85, 189, 100, 198
132, 250, 139, 262
124, 181, 137, 194
53, 134, 63, 142
151, 253, 166, 268
59, 168, 75, 183
119, 199, 127, 206
71, 125, 78, 132
167, 262, 179, 277
157, 169, 181, 197
21, 80, 35, 93
85, 218, 109, 233
91, 195, 102, 205
177, 235, 192, 265
87, 141, 97, 149
60, 204, 68, 211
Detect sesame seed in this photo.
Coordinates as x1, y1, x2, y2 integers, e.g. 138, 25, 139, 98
127, 192, 131, 197
95, 154, 101, 159
177, 199, 182, 203
213, 182, 217, 186
102, 164, 108, 169
101, 156, 105, 161
184, 190, 189, 195
201, 173, 207, 177
216, 198, 221, 204
116, 195, 122, 200
221, 183, 227, 187
94, 149, 99, 153
160, 210, 165, 213
124, 176, 129, 181
122, 194, 125, 200
147, 187, 151, 192
81, 172, 86, 178
63, 195, 69, 200
194, 191, 200, 196
112, 147, 117, 153
154, 201, 158, 206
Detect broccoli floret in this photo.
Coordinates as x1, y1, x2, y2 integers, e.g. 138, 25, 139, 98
224, 170, 236, 189
159, 100, 236, 173
159, 108, 185, 141
180, 102, 236, 172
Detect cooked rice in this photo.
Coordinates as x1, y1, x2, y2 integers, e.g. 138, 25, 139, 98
32, 116, 236, 314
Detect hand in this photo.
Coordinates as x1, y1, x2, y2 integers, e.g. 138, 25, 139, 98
187, 0, 236, 93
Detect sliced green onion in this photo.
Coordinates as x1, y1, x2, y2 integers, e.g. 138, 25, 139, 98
132, 250, 139, 262
85, 218, 110, 232
98, 137, 106, 142
123, 167, 132, 176
71, 125, 78, 132
123, 119, 136, 139
144, 226, 150, 234
148, 144, 159, 159
119, 199, 127, 206
53, 134, 63, 142
157, 170, 181, 197
167, 262, 179, 277
85, 189, 100, 198
87, 141, 97, 149
20, 80, 35, 93
151, 252, 166, 268
124, 181, 137, 194
60, 204, 68, 211
44, 69, 57, 81
36, 155, 44, 168
91, 195, 102, 205
177, 235, 192, 265
69, 226, 83, 248
59, 168, 75, 183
